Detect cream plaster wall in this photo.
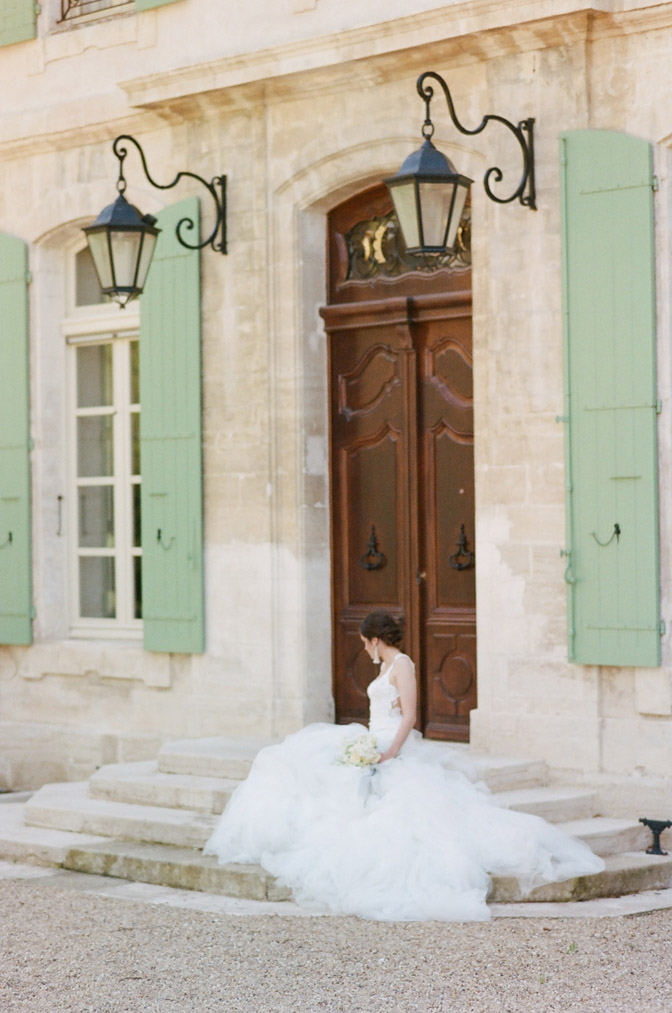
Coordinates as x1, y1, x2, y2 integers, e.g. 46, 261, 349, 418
2, 2, 672, 789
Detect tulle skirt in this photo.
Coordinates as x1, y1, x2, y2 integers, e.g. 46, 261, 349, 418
203, 722, 604, 922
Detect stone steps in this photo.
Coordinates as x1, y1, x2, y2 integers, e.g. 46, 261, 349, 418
493, 786, 599, 823
3, 734, 670, 912
491, 852, 672, 903
20, 775, 647, 860
3, 801, 669, 906
24, 782, 218, 849
157, 737, 275, 780
90, 761, 239, 814
62, 838, 290, 902
558, 817, 651, 857
156, 737, 551, 792
0, 801, 109, 866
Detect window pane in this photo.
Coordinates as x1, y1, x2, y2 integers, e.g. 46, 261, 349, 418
79, 556, 116, 618
133, 555, 142, 619
77, 344, 113, 407
132, 482, 141, 548
78, 486, 114, 548
75, 247, 110, 306
130, 340, 139, 405
131, 412, 140, 476
77, 415, 114, 476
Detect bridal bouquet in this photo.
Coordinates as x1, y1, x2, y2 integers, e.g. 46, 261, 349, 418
338, 733, 381, 767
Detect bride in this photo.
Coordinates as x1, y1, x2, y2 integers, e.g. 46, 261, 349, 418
203, 611, 604, 921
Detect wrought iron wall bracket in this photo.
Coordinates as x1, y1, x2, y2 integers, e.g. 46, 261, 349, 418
416, 71, 536, 211
449, 523, 474, 571
359, 525, 386, 571
112, 135, 227, 254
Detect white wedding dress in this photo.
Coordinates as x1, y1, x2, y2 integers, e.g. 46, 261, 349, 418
203, 655, 604, 921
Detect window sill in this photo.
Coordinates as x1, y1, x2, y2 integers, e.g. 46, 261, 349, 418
15, 638, 171, 688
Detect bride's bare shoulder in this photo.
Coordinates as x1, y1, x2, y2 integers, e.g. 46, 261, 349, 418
390, 654, 415, 684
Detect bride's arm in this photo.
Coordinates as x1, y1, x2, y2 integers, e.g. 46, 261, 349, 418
378, 658, 417, 762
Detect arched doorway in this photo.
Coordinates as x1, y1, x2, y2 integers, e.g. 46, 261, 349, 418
320, 183, 476, 741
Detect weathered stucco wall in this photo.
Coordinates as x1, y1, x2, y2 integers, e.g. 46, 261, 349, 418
2, 2, 672, 789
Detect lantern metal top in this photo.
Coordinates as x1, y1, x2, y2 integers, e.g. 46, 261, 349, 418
84, 192, 158, 233
387, 136, 463, 182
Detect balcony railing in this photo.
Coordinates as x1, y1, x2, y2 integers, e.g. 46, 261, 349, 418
58, 0, 133, 23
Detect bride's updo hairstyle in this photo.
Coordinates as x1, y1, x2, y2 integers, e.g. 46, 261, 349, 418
360, 611, 404, 647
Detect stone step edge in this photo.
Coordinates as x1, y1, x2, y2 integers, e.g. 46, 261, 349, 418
62, 840, 291, 903
23, 784, 599, 851
61, 841, 672, 907
490, 852, 672, 903
157, 738, 550, 790
89, 762, 241, 813
24, 783, 218, 849
0, 802, 110, 866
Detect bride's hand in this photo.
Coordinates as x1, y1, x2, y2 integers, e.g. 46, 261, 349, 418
378, 749, 396, 763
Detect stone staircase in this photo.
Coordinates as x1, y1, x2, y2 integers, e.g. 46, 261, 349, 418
1, 736, 671, 907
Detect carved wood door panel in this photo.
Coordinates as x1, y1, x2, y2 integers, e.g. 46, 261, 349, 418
415, 298, 476, 740
322, 184, 475, 741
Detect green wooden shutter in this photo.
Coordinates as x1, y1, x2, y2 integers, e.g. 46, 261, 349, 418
0, 0, 37, 47
0, 234, 32, 645
560, 130, 660, 666
140, 197, 204, 653
135, 0, 182, 10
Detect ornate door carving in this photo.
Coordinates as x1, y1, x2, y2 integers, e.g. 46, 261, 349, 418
322, 185, 475, 741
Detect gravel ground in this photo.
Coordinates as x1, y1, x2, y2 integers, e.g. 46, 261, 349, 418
2, 878, 672, 1013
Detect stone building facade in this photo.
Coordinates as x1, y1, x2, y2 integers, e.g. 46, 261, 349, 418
1, 0, 672, 802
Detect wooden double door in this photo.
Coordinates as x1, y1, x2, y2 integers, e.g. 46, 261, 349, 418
321, 291, 477, 741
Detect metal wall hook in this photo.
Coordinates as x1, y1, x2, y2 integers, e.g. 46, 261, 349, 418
0, 532, 13, 550
591, 523, 621, 547
449, 523, 474, 571
359, 525, 386, 571
156, 528, 175, 551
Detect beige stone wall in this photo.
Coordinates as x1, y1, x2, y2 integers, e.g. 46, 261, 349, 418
2, 2, 672, 787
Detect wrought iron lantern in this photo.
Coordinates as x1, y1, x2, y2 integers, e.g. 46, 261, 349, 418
84, 135, 227, 308
83, 192, 160, 308
385, 71, 536, 258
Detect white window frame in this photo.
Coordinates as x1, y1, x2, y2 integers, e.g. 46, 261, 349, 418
63, 247, 142, 639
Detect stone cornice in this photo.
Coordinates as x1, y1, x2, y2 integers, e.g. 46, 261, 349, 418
118, 1, 672, 112
121, 1, 605, 109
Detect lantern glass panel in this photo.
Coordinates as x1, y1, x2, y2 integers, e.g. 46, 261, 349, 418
418, 181, 456, 249
446, 183, 469, 250
109, 231, 143, 290
86, 231, 114, 291
389, 181, 420, 250
135, 232, 158, 294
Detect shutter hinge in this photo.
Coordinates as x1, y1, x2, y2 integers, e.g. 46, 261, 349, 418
34, 3, 41, 14
653, 176, 660, 192
555, 415, 569, 423
660, 620, 666, 636
30, 605, 37, 620
26, 271, 32, 285
28, 437, 35, 451
656, 399, 663, 415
